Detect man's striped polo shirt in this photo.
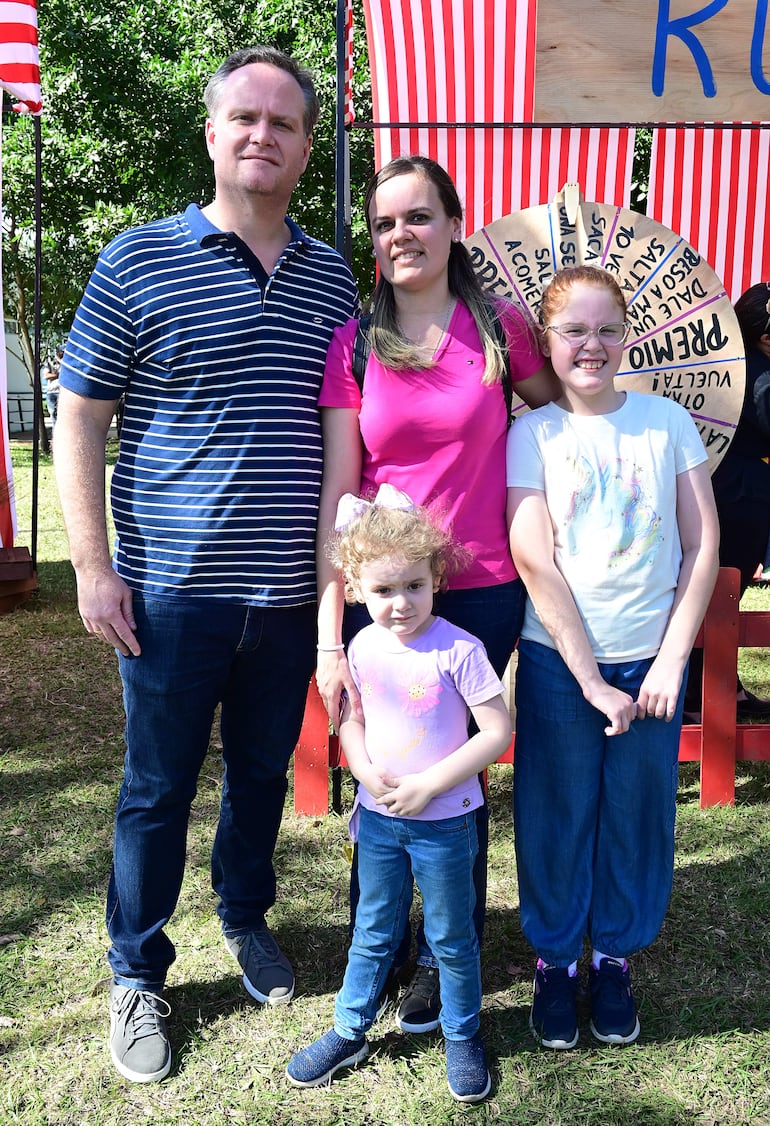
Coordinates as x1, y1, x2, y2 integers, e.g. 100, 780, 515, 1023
60, 204, 359, 607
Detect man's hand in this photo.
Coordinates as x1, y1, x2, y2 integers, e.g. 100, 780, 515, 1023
76, 567, 141, 657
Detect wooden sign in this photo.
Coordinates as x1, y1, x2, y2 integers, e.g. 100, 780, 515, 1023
536, 0, 770, 122
465, 187, 746, 473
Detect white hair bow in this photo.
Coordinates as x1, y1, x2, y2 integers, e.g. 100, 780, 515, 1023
334, 483, 415, 530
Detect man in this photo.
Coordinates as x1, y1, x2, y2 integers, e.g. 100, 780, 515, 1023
55, 46, 358, 1084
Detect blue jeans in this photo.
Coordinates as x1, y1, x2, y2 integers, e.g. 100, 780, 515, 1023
107, 593, 316, 989
513, 639, 683, 967
335, 806, 480, 1041
345, 580, 524, 965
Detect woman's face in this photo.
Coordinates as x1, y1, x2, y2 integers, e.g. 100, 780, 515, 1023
367, 172, 461, 294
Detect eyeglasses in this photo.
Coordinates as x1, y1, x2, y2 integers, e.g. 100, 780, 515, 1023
544, 322, 630, 347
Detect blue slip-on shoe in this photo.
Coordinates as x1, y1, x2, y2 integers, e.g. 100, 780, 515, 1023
224, 926, 294, 1005
286, 1029, 369, 1087
530, 963, 580, 1049
589, 957, 640, 1045
445, 1034, 491, 1103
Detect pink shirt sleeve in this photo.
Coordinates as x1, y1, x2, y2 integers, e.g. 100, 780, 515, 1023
318, 318, 361, 408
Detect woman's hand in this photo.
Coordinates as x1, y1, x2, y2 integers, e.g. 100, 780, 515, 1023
316, 649, 362, 729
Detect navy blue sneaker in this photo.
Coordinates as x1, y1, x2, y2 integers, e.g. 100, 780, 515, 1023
530, 963, 579, 1049
286, 1029, 369, 1087
589, 957, 640, 1044
396, 964, 440, 1033
445, 1034, 491, 1103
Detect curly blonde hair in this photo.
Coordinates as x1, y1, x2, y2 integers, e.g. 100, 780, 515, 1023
328, 504, 470, 604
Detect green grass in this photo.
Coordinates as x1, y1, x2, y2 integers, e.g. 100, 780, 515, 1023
2, 438, 770, 1125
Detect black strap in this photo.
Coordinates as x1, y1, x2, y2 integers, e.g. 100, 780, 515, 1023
491, 311, 513, 425
351, 307, 513, 426
352, 313, 372, 392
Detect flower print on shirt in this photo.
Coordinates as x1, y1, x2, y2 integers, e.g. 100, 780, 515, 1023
565, 455, 662, 568
397, 672, 443, 717
357, 668, 384, 705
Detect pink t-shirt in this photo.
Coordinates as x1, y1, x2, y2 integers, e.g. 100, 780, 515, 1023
348, 616, 505, 824
319, 301, 544, 588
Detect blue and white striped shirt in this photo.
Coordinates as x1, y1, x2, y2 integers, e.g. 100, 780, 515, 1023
61, 204, 359, 607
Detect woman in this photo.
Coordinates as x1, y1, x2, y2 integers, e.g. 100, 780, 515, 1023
315, 155, 557, 1034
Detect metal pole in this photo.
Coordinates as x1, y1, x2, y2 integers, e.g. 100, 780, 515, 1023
30, 113, 42, 571
334, 0, 352, 263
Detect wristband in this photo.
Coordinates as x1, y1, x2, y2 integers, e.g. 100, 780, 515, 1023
317, 644, 345, 652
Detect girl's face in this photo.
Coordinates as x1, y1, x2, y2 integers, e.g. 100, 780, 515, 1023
543, 282, 628, 414
354, 555, 438, 643
367, 172, 461, 295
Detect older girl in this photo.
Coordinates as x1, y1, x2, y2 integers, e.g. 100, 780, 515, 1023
507, 266, 719, 1050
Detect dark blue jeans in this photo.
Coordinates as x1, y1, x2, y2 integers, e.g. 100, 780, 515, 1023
346, 579, 525, 966
107, 593, 316, 989
514, 639, 682, 966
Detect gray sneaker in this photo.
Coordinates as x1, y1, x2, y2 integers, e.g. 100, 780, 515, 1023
224, 927, 295, 1004
109, 982, 171, 1083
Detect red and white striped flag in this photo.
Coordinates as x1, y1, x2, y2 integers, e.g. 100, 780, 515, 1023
0, 0, 42, 114
647, 126, 770, 302
343, 0, 355, 126
361, 0, 635, 236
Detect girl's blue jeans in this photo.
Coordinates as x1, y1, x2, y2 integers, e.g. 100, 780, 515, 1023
345, 578, 525, 966
513, 638, 683, 967
335, 806, 481, 1041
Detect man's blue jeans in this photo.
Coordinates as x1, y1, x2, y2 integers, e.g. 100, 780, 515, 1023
335, 806, 481, 1041
514, 639, 683, 967
107, 593, 316, 989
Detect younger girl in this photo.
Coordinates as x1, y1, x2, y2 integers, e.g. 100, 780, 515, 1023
506, 266, 719, 1049
286, 486, 512, 1102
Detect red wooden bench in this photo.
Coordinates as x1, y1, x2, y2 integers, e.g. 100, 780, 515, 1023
293, 567, 770, 815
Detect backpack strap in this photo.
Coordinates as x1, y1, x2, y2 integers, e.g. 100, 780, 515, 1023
490, 308, 513, 427
352, 314, 373, 393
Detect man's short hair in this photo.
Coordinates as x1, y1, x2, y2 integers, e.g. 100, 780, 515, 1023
203, 46, 320, 137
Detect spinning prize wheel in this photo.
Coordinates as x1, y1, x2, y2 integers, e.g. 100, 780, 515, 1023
464, 186, 745, 472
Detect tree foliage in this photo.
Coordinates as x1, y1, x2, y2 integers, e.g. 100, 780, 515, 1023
2, 0, 374, 378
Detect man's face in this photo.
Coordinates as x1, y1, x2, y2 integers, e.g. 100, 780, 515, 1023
205, 63, 312, 204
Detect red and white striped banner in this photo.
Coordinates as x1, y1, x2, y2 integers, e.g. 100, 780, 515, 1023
344, 0, 355, 126
0, 0, 42, 114
647, 126, 770, 303
360, 0, 635, 236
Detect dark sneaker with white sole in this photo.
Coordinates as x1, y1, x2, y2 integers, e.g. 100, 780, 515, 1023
396, 964, 440, 1033
589, 957, 640, 1044
224, 927, 294, 1004
286, 1029, 369, 1087
109, 982, 171, 1083
529, 963, 580, 1049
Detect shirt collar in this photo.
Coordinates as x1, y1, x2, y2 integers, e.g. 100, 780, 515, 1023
184, 203, 308, 249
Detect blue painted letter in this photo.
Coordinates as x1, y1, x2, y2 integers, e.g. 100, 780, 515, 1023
652, 0, 729, 97
752, 0, 770, 93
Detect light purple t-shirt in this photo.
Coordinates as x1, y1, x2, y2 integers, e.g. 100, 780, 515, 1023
347, 616, 505, 826
319, 301, 544, 589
